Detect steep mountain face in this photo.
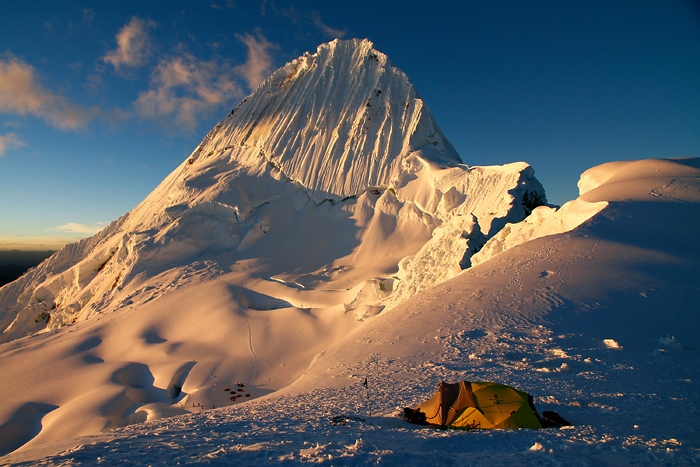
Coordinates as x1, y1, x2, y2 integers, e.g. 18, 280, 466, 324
0, 39, 546, 344
196, 37, 461, 202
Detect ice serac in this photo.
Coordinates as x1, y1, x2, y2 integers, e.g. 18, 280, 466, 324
470, 158, 700, 267
0, 38, 545, 345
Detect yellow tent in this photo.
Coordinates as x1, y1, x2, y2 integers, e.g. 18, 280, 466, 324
407, 381, 543, 430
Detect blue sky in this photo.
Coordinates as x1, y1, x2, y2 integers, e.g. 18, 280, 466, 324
1, 0, 698, 250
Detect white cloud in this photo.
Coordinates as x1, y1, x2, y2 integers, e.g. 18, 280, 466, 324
130, 31, 278, 131
53, 222, 107, 235
234, 32, 275, 91
310, 11, 346, 39
0, 133, 26, 156
0, 54, 101, 129
102, 17, 155, 71
134, 54, 243, 131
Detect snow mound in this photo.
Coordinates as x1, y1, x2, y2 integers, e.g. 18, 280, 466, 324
578, 157, 700, 202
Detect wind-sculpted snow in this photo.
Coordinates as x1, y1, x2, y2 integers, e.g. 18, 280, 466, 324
0, 216, 127, 343
471, 157, 700, 267
1, 38, 697, 463
1, 46, 699, 461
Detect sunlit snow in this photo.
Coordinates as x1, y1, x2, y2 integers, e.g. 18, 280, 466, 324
1, 40, 699, 465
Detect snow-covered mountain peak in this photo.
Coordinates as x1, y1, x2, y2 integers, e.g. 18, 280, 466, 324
184, 38, 461, 203
0, 40, 549, 347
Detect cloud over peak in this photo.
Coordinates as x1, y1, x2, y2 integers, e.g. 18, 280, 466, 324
134, 53, 243, 131
133, 31, 278, 131
53, 222, 107, 235
102, 17, 155, 72
311, 11, 346, 39
234, 32, 275, 91
0, 21, 280, 135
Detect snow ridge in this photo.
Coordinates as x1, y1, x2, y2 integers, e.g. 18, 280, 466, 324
0, 215, 127, 341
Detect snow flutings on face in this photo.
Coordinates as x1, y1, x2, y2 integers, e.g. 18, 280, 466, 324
135, 54, 244, 131
0, 55, 102, 129
102, 17, 155, 72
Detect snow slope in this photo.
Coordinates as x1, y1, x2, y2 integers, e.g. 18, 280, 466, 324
3, 157, 698, 466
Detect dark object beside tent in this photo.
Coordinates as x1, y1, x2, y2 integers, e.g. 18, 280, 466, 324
405, 380, 569, 430
541, 410, 571, 428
